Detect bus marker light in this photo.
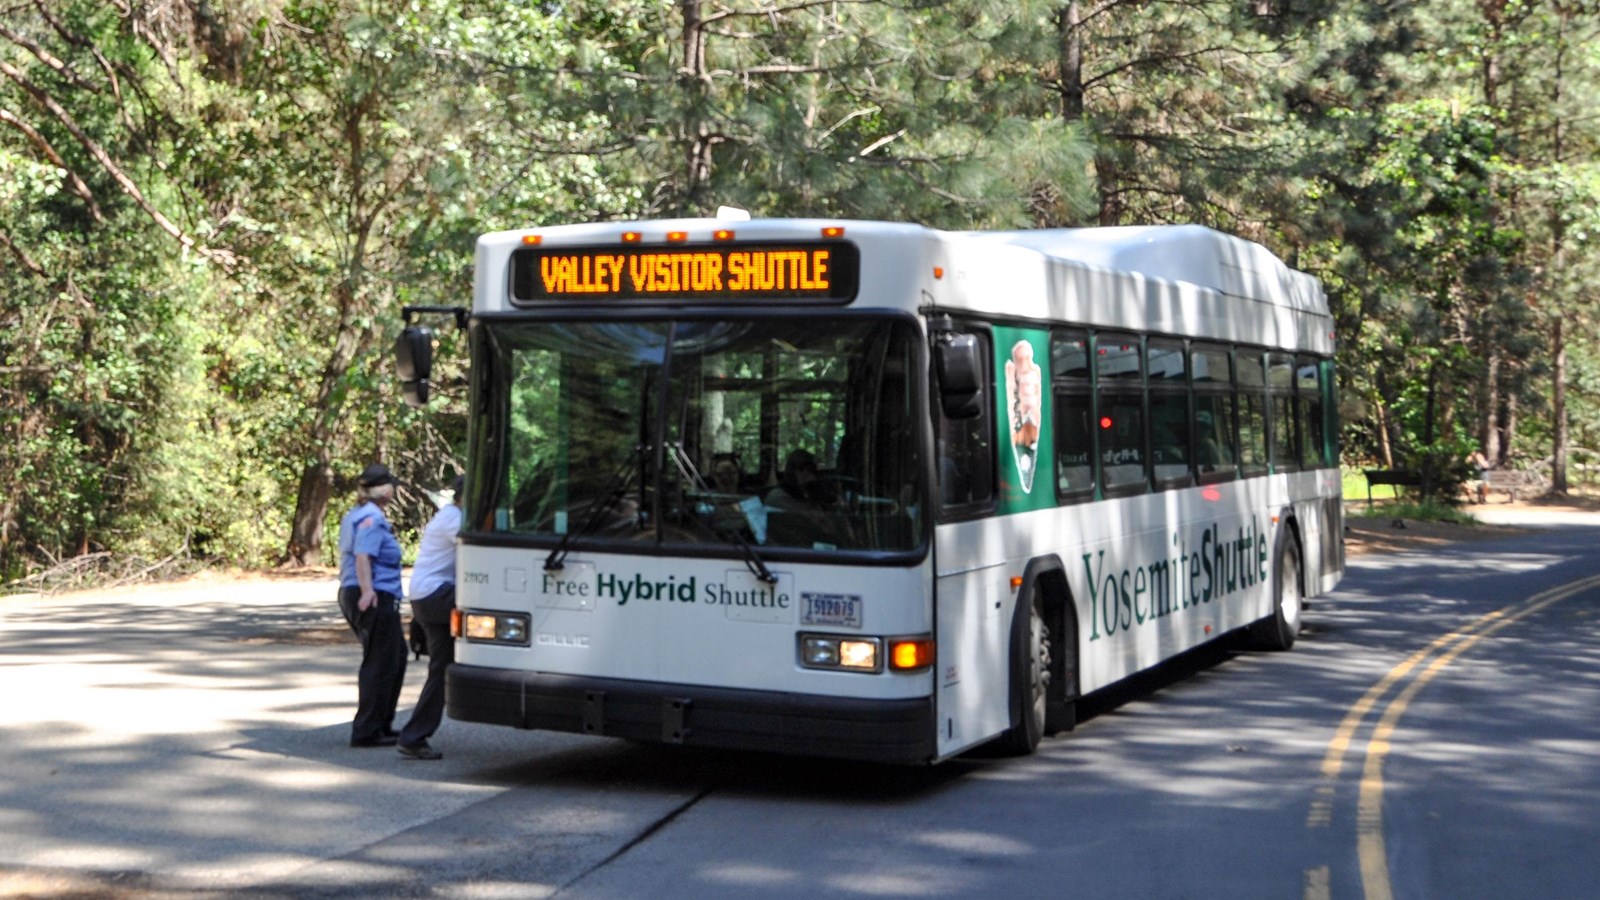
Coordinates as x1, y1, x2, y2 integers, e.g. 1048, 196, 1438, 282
713, 229, 736, 241
666, 231, 688, 243
933, 267, 945, 279
1202, 487, 1222, 502
621, 231, 642, 243
450, 607, 463, 638
1010, 576, 1023, 592
520, 234, 542, 245
1100, 416, 1113, 429
889, 639, 935, 671
822, 226, 845, 238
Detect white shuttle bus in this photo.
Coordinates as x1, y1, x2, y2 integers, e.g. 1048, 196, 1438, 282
399, 217, 1343, 763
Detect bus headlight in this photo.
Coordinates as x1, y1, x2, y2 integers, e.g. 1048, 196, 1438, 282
799, 634, 881, 672
462, 611, 531, 646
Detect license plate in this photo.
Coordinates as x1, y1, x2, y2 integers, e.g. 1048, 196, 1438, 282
801, 592, 862, 628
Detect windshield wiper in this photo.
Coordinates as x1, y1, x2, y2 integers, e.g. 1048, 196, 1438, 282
667, 442, 777, 584
544, 444, 648, 572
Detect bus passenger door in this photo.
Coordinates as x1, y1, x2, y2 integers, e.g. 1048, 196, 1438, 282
931, 325, 1011, 755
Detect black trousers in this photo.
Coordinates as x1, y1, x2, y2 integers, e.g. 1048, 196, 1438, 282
337, 586, 407, 743
399, 584, 456, 745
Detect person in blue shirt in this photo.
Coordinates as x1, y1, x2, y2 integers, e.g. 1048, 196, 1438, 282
337, 463, 407, 747
395, 473, 463, 761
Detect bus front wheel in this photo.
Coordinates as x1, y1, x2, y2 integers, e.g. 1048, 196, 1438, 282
1000, 593, 1051, 754
1250, 536, 1303, 651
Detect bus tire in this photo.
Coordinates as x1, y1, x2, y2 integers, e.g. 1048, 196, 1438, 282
1250, 533, 1303, 651
1044, 588, 1077, 737
999, 591, 1050, 755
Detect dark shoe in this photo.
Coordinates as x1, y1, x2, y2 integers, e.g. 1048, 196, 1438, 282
397, 741, 442, 760
351, 734, 399, 747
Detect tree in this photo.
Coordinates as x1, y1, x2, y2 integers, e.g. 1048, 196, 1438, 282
0, 1, 229, 577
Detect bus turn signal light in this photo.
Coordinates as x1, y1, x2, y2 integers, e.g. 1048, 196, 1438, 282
889, 639, 935, 671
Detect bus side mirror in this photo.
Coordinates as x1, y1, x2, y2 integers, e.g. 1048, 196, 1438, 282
935, 332, 983, 419
395, 326, 434, 408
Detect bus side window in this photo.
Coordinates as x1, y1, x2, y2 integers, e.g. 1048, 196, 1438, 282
1192, 342, 1238, 481
1148, 338, 1190, 486
1051, 329, 1094, 500
1095, 332, 1147, 494
1236, 350, 1269, 476
1266, 352, 1298, 469
936, 329, 995, 516
1296, 355, 1325, 468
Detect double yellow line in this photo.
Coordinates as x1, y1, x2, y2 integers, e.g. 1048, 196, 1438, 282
1304, 572, 1600, 900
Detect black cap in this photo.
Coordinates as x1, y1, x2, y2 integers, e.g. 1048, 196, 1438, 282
451, 474, 465, 496
358, 463, 396, 488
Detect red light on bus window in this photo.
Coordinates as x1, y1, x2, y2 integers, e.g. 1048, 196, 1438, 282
666, 231, 688, 243
521, 234, 542, 246
621, 231, 642, 243
713, 229, 735, 241
1100, 416, 1113, 429
821, 226, 845, 238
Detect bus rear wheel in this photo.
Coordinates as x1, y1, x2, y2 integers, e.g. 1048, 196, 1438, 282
1000, 593, 1051, 754
1250, 536, 1303, 651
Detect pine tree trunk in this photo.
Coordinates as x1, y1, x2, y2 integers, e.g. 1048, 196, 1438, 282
1483, 349, 1502, 462
679, 0, 712, 213
1552, 314, 1569, 493
1057, 2, 1084, 122
1547, 3, 1570, 495
1375, 401, 1394, 468
1505, 392, 1519, 461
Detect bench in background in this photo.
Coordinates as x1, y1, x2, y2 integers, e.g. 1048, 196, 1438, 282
1481, 469, 1544, 503
1364, 469, 1422, 507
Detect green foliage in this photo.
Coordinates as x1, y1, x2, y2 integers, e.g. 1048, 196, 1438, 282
1350, 499, 1480, 526
3, 0, 1599, 580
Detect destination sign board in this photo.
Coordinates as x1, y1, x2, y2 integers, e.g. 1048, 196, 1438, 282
510, 241, 859, 303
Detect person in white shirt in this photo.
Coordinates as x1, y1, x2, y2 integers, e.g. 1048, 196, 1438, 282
396, 474, 463, 760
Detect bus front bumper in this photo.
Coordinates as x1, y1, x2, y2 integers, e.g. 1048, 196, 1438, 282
446, 664, 937, 764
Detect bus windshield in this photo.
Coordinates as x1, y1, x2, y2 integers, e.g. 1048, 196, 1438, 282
471, 316, 925, 555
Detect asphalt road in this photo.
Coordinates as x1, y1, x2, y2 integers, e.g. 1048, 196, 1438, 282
2, 510, 1597, 899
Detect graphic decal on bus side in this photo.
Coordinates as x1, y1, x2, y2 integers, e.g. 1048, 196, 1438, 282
1083, 516, 1271, 640
994, 325, 1053, 514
